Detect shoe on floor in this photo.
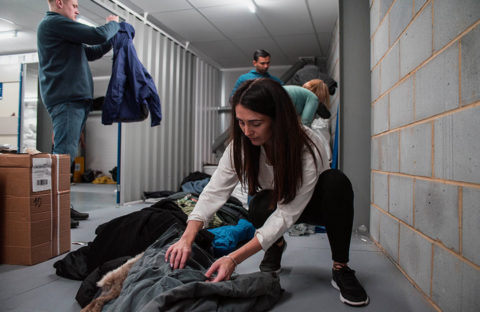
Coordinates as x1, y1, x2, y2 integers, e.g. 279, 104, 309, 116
71, 207, 89, 220
71, 219, 79, 229
259, 238, 287, 274
331, 266, 369, 306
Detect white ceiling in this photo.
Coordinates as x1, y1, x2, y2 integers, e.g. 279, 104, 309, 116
0, 0, 338, 69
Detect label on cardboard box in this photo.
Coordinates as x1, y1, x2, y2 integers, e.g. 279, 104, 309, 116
32, 158, 52, 192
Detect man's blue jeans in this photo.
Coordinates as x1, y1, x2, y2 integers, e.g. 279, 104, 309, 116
46, 100, 90, 164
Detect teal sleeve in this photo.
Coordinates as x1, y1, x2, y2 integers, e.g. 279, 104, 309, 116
284, 86, 318, 127
273, 76, 284, 85
231, 76, 246, 97
49, 17, 119, 45
301, 95, 318, 127
84, 41, 113, 61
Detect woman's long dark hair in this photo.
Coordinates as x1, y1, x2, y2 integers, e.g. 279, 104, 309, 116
230, 78, 319, 204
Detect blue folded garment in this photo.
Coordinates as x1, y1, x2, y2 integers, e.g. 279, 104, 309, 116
208, 219, 255, 257
181, 178, 210, 194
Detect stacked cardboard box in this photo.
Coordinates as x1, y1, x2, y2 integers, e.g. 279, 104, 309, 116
0, 153, 71, 265
73, 156, 84, 183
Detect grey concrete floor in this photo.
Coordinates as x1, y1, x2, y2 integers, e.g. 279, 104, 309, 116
0, 183, 436, 312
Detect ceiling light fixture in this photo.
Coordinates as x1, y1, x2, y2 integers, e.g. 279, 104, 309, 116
0, 30, 17, 40
77, 16, 97, 27
246, 0, 256, 13
0, 17, 16, 31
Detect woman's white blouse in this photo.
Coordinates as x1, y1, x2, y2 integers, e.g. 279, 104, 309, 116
187, 127, 330, 250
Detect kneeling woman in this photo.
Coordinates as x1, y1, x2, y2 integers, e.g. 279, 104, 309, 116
165, 78, 369, 306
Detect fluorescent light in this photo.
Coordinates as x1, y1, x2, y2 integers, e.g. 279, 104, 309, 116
0, 17, 16, 32
0, 30, 17, 39
24, 97, 38, 103
247, 0, 256, 13
77, 16, 97, 27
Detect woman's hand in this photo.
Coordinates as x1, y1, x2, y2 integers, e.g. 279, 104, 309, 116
165, 220, 203, 269
204, 256, 237, 282
164, 238, 192, 269
205, 236, 262, 282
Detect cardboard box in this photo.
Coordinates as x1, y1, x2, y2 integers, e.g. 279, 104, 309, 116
51, 192, 71, 255
52, 154, 71, 193
73, 156, 84, 183
0, 153, 71, 265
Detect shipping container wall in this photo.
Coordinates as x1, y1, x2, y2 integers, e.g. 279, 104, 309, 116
95, 5, 220, 203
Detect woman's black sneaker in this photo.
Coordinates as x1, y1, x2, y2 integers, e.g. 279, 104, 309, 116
259, 239, 287, 274
331, 266, 369, 306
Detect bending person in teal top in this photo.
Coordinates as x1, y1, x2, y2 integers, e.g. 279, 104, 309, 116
283, 85, 319, 127
230, 49, 283, 96
38, 0, 120, 165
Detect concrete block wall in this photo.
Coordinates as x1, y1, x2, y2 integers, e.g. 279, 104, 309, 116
369, 0, 480, 311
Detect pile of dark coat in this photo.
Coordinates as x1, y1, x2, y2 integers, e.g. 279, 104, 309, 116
54, 171, 281, 311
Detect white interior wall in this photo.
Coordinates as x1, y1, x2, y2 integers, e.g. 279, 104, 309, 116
0, 83, 20, 116
0, 64, 21, 148
194, 59, 221, 170
84, 114, 117, 175
19, 63, 39, 152
85, 73, 117, 175
92, 77, 110, 99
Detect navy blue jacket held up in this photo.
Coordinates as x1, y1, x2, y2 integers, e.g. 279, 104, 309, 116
103, 22, 162, 126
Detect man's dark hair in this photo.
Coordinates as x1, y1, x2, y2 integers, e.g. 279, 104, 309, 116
253, 49, 270, 61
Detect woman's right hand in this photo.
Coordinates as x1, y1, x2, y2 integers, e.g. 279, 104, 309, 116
165, 238, 192, 269
164, 220, 204, 269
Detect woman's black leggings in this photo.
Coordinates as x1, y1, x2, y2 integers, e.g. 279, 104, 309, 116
248, 169, 354, 263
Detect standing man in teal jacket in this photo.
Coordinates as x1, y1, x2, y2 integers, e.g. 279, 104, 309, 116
38, 0, 120, 227
231, 49, 283, 96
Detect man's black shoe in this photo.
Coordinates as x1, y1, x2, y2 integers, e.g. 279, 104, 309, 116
71, 219, 79, 229
259, 238, 287, 274
71, 207, 89, 220
331, 266, 369, 306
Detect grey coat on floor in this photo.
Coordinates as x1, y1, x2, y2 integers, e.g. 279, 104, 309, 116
103, 224, 283, 312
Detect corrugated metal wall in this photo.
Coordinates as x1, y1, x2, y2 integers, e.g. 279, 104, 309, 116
93, 0, 220, 204
194, 59, 220, 171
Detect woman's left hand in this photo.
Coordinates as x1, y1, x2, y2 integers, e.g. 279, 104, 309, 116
204, 256, 236, 282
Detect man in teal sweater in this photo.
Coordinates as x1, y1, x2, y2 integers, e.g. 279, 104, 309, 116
231, 49, 283, 96
38, 0, 119, 227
